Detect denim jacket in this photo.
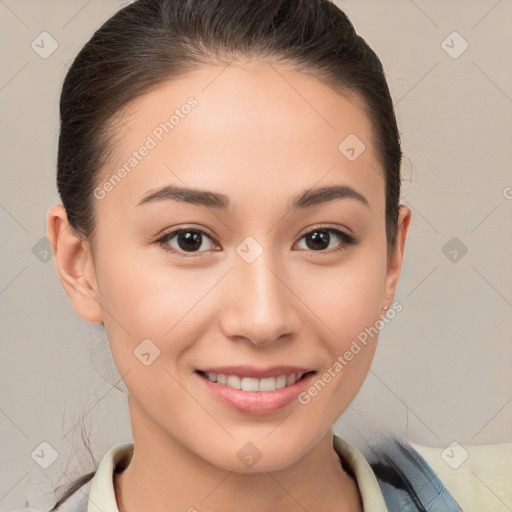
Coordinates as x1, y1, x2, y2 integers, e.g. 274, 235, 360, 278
367, 435, 463, 511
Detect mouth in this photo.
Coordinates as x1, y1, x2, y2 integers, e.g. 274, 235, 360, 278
196, 369, 315, 392
195, 367, 317, 414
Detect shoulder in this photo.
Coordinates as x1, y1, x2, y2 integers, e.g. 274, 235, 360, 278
48, 442, 132, 512
409, 440, 512, 511
369, 436, 512, 511
333, 434, 463, 511
365, 435, 464, 511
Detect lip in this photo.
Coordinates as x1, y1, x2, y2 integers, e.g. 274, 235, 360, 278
195, 368, 317, 415
196, 365, 314, 379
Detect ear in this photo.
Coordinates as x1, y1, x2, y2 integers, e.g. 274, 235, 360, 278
46, 204, 104, 324
382, 205, 412, 308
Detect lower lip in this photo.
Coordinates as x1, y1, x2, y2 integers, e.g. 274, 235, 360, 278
196, 371, 316, 415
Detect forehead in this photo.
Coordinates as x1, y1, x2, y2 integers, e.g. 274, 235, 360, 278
98, 59, 384, 212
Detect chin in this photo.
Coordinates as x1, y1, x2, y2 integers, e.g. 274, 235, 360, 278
196, 430, 322, 474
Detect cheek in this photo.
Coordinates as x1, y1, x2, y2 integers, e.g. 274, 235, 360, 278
94, 237, 228, 374
300, 244, 387, 410
95, 249, 210, 420
308, 246, 387, 348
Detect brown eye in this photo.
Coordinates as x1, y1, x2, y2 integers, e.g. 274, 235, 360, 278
295, 228, 357, 253
156, 228, 217, 255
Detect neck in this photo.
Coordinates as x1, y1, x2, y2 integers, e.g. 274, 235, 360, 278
114, 400, 363, 512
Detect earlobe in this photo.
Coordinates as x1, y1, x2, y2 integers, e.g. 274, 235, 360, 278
382, 205, 412, 306
46, 204, 104, 324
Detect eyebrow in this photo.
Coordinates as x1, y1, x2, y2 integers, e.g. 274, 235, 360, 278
136, 184, 370, 211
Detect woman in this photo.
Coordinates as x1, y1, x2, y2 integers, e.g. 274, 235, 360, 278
42, 0, 463, 510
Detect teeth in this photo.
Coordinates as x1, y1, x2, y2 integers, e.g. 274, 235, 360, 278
226, 375, 241, 389
276, 375, 287, 389
259, 377, 277, 391
286, 374, 296, 386
203, 372, 305, 391
241, 377, 259, 391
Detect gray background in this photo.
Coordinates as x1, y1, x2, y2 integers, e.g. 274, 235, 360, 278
1, 1, 511, 510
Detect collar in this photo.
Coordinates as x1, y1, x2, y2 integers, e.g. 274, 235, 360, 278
84, 435, 387, 512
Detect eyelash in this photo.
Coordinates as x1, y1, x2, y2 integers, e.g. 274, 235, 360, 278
154, 225, 359, 257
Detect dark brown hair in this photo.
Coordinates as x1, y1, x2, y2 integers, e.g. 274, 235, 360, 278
52, 0, 402, 508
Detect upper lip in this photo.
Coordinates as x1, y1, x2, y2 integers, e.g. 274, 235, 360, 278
197, 366, 315, 379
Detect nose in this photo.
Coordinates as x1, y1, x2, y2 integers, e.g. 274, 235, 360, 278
218, 245, 299, 346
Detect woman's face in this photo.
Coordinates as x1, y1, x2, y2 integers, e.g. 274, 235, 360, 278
56, 58, 410, 471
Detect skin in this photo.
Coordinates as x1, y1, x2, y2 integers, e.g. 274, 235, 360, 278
47, 57, 411, 512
